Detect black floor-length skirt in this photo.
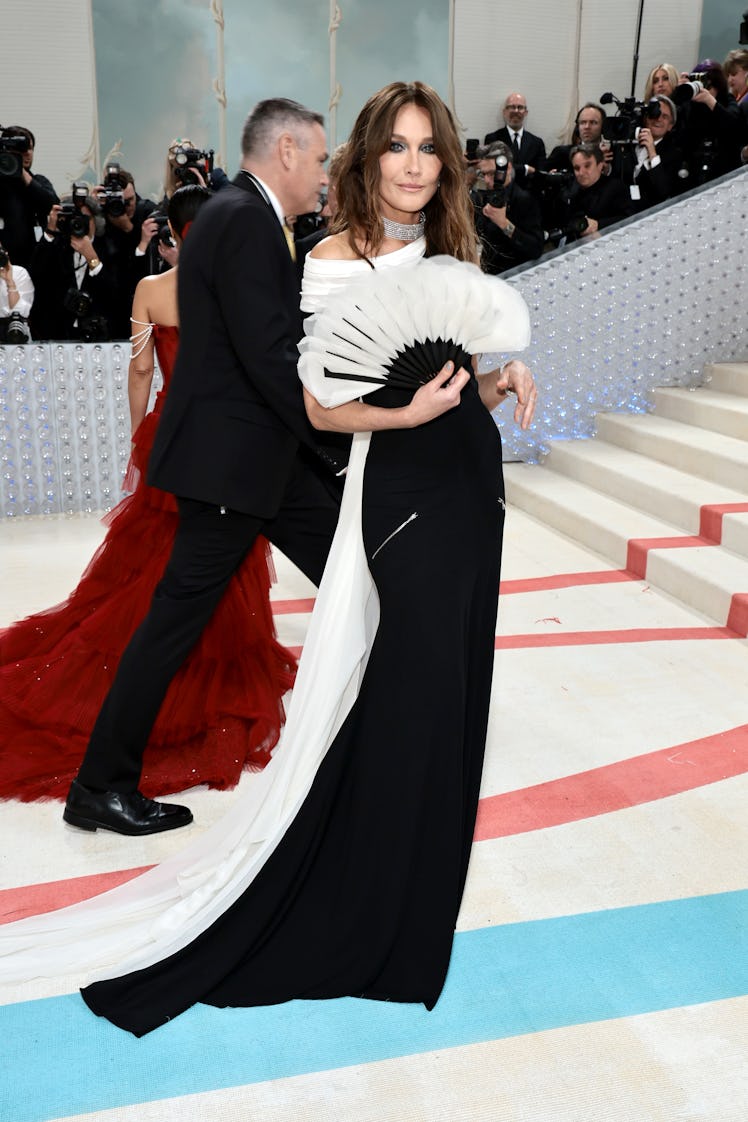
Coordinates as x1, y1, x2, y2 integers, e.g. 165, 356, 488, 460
82, 381, 505, 1037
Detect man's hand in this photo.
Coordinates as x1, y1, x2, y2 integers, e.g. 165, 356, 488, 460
70, 234, 97, 263
158, 240, 178, 268
482, 202, 510, 230
138, 216, 158, 252
46, 204, 61, 233
583, 216, 598, 234
637, 127, 656, 160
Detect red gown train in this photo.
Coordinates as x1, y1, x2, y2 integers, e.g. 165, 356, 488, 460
0, 325, 297, 801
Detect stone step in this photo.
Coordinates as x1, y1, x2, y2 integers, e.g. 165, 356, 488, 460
703, 362, 748, 396
504, 463, 748, 631
544, 439, 748, 557
595, 412, 748, 491
653, 387, 748, 442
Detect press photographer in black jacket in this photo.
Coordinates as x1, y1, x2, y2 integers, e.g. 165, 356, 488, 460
472, 143, 544, 275
566, 144, 635, 237
0, 126, 58, 267
29, 190, 118, 341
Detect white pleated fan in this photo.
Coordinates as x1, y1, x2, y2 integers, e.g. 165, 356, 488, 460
298, 255, 531, 408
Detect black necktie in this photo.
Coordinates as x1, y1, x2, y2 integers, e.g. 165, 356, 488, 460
512, 132, 521, 160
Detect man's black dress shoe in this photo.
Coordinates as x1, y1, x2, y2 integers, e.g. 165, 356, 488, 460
63, 779, 193, 836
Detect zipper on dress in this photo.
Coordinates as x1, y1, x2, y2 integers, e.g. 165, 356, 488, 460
372, 512, 418, 559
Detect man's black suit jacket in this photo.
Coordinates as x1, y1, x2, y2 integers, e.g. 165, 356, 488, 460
27, 234, 119, 340
483, 126, 546, 183
633, 133, 686, 212
148, 173, 343, 520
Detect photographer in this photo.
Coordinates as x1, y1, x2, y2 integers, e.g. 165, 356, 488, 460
0, 242, 34, 343
28, 189, 117, 341
0, 126, 58, 267
92, 165, 157, 337
473, 143, 544, 274
674, 61, 747, 184
566, 144, 634, 237
546, 104, 615, 175
632, 96, 685, 211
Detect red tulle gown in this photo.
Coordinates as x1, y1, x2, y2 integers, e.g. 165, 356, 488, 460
0, 325, 297, 801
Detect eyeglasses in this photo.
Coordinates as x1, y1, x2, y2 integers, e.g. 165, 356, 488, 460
505, 105, 527, 112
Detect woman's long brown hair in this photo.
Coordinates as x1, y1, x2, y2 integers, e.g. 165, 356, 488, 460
331, 81, 476, 264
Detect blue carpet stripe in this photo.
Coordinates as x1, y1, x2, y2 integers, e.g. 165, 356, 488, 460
2, 890, 747, 1122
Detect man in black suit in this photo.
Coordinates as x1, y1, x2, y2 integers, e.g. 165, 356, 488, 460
484, 92, 546, 187
64, 98, 345, 836
631, 96, 686, 211
473, 143, 544, 274
566, 144, 635, 236
0, 125, 58, 268
28, 193, 119, 341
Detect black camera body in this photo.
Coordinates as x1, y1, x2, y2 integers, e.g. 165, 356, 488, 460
172, 145, 214, 186
6, 312, 31, 344
600, 93, 661, 141
0, 128, 29, 179
56, 183, 92, 239
149, 212, 175, 247
98, 162, 126, 218
471, 154, 510, 210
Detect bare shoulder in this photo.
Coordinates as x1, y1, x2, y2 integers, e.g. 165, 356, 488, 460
309, 232, 360, 261
134, 269, 178, 325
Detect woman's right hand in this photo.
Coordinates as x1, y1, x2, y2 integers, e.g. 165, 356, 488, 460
405, 361, 470, 427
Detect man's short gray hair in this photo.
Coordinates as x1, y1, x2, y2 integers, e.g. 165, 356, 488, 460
241, 98, 325, 158
478, 141, 513, 164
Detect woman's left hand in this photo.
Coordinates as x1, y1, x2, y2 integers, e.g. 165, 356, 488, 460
495, 359, 537, 430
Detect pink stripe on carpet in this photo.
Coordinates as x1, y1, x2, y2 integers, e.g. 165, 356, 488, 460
0, 866, 152, 924
495, 626, 736, 649
5, 723, 748, 922
474, 723, 748, 840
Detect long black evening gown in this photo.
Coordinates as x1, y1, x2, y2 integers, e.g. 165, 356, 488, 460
81, 242, 508, 1036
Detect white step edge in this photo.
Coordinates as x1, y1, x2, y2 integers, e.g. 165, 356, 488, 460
653, 387, 748, 442
544, 439, 748, 547
595, 413, 748, 489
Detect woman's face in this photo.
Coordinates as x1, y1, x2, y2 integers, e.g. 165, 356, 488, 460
377, 103, 443, 225
727, 66, 748, 99
651, 69, 674, 97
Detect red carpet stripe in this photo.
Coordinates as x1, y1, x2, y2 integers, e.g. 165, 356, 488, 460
727, 592, 748, 637
499, 570, 634, 594
0, 866, 151, 924
700, 502, 748, 542
270, 597, 316, 615
474, 723, 748, 840
495, 625, 737, 649
5, 723, 747, 924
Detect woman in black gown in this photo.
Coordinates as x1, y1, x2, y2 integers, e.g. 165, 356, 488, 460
80, 81, 536, 1036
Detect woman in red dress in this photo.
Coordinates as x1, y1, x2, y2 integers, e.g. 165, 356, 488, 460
0, 186, 296, 802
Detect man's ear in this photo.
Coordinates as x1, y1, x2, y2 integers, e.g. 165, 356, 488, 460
278, 132, 296, 170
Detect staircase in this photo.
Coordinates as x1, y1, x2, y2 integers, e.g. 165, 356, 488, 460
503, 362, 748, 634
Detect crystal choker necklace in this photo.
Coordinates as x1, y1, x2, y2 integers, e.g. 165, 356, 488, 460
382, 211, 425, 242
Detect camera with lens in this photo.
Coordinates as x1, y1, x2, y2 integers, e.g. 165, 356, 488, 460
5, 312, 31, 345
98, 161, 127, 218
0, 127, 29, 180
56, 182, 92, 239
599, 93, 661, 144
172, 145, 214, 186
546, 213, 590, 247
470, 152, 510, 210
149, 212, 175, 247
61, 288, 108, 341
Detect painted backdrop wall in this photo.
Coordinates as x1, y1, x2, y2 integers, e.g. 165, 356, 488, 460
91, 0, 450, 200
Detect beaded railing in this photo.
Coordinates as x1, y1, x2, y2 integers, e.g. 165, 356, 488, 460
487, 166, 748, 461
0, 343, 164, 517
1, 170, 746, 516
